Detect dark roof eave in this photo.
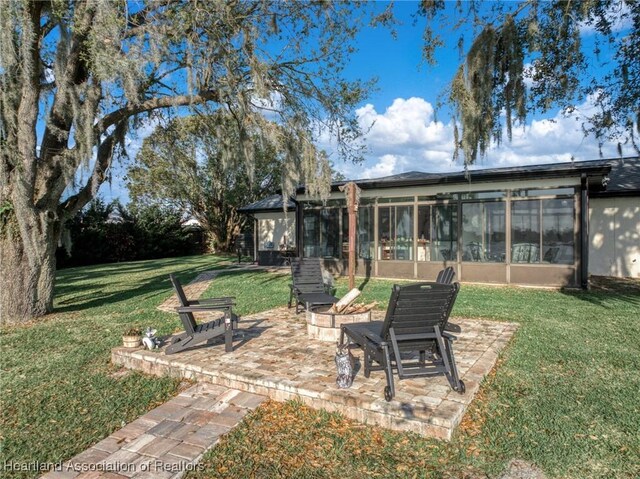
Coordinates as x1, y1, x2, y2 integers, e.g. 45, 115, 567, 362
590, 190, 640, 198
296, 161, 612, 195
238, 207, 297, 214
238, 196, 298, 213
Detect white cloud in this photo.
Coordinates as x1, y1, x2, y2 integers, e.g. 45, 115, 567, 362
333, 97, 457, 179
357, 154, 405, 179
357, 97, 442, 149
486, 96, 627, 168
251, 91, 283, 121
333, 95, 631, 181
579, 0, 632, 35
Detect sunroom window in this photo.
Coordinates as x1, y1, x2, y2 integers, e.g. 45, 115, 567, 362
511, 198, 574, 264
377, 205, 414, 261
461, 202, 506, 262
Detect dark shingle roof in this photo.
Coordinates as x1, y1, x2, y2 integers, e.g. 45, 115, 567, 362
242, 158, 637, 209
594, 157, 640, 197
298, 158, 616, 194
238, 195, 296, 213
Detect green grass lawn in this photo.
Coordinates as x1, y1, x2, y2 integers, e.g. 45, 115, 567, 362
0, 255, 233, 478
1, 256, 639, 478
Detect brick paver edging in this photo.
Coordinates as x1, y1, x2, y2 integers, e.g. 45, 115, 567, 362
41, 384, 266, 479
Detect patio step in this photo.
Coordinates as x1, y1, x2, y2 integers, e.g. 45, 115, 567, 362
40, 384, 266, 479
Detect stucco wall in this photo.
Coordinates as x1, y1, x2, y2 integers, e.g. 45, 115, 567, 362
255, 212, 296, 251
589, 197, 640, 278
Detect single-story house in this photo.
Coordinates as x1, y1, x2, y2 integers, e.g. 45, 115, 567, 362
240, 157, 639, 287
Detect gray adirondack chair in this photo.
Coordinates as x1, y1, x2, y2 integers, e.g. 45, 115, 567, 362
436, 266, 456, 284
166, 274, 238, 354
288, 258, 338, 313
436, 266, 460, 332
340, 282, 464, 401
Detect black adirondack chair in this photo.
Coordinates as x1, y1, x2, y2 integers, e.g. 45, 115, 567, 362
436, 266, 456, 284
340, 282, 464, 401
166, 274, 238, 355
436, 266, 460, 332
288, 258, 338, 313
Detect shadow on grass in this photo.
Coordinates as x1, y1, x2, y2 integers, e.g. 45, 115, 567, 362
357, 260, 373, 292
560, 276, 640, 309
215, 268, 290, 286
54, 257, 230, 313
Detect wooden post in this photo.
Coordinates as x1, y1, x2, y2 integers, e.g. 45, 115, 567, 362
348, 183, 357, 290
339, 181, 360, 291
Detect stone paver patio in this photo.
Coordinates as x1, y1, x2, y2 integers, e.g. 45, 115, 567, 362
113, 307, 517, 440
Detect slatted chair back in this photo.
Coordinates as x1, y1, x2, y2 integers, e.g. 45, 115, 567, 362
290, 258, 326, 294
512, 243, 540, 263
435, 266, 456, 284
380, 282, 459, 350
169, 274, 197, 335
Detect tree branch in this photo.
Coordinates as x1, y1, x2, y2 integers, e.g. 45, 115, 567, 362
123, 0, 178, 39
40, 3, 96, 169
58, 123, 123, 217
93, 90, 222, 137
16, 2, 44, 198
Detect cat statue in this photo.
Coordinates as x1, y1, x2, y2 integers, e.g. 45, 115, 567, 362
335, 342, 355, 389
142, 327, 160, 350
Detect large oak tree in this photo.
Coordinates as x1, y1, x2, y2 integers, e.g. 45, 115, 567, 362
127, 113, 286, 252
0, 0, 371, 323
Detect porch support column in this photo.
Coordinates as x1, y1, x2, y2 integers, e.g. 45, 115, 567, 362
253, 217, 258, 263
296, 201, 304, 258
339, 182, 361, 290
580, 174, 589, 289
347, 184, 357, 289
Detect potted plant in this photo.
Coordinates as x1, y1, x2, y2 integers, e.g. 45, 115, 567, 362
122, 326, 142, 348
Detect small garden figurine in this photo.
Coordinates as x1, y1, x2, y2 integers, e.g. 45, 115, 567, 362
142, 327, 160, 350
335, 342, 355, 388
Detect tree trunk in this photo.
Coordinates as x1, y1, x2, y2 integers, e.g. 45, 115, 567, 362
0, 215, 58, 325
203, 229, 221, 253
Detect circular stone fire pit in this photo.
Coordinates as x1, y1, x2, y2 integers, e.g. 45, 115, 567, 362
306, 306, 372, 342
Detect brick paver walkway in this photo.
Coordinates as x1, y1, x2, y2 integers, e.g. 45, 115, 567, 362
41, 384, 266, 479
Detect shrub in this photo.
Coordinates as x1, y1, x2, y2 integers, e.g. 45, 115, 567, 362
56, 200, 201, 268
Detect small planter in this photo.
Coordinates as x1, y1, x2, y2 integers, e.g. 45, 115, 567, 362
122, 327, 142, 348
122, 335, 141, 348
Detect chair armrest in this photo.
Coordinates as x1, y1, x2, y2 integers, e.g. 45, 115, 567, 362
191, 297, 235, 305
444, 322, 461, 333
324, 284, 336, 296
442, 331, 458, 341
364, 331, 387, 346
177, 304, 234, 313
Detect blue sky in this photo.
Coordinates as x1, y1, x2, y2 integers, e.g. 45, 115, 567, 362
100, 1, 633, 203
